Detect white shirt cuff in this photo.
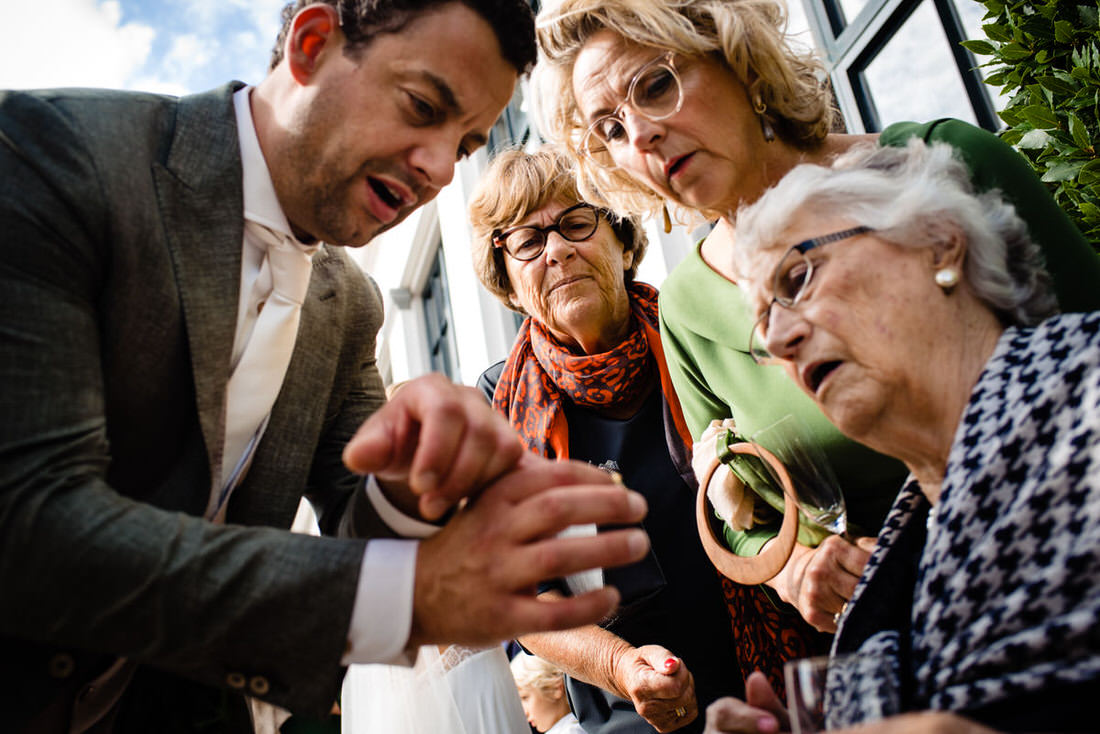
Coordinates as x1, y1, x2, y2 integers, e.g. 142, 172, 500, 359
364, 474, 441, 538
342, 539, 419, 665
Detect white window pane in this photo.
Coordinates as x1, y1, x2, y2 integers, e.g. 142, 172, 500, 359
860, 0, 977, 127
837, 0, 871, 26
951, 0, 1010, 112
785, 1, 817, 56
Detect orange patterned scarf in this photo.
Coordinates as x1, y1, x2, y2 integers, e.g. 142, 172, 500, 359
492, 282, 693, 469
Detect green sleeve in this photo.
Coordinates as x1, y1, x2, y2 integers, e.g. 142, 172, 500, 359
658, 256, 880, 552
659, 285, 733, 440
881, 119, 1100, 312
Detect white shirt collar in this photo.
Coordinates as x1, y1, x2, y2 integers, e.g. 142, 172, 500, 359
233, 86, 311, 246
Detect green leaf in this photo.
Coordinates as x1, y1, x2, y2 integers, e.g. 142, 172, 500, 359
961, 39, 997, 56
1071, 66, 1095, 83
1042, 160, 1086, 182
982, 22, 1013, 43
1053, 69, 1079, 85
1033, 3, 1057, 22
1021, 104, 1059, 129
1054, 20, 1075, 44
1025, 83, 1050, 104
1000, 42, 1032, 61
1079, 160, 1100, 185
1038, 75, 1079, 96
1078, 5, 1099, 30
1019, 15, 1054, 39
1018, 128, 1053, 148
1080, 202, 1100, 221
998, 107, 1024, 126
1069, 114, 1092, 149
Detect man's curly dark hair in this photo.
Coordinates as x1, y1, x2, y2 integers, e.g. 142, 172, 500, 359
268, 0, 536, 74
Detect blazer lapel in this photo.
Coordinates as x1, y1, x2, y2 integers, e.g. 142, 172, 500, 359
154, 82, 246, 487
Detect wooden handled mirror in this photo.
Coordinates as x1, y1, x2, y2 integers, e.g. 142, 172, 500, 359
695, 441, 799, 585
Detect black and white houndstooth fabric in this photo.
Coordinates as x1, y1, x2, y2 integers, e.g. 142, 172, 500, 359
828, 311, 1100, 726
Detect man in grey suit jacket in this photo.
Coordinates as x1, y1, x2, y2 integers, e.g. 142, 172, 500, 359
0, 1, 651, 731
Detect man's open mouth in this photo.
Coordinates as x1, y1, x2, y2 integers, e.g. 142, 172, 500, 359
368, 177, 402, 209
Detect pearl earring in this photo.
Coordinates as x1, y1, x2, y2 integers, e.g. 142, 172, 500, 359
935, 267, 960, 291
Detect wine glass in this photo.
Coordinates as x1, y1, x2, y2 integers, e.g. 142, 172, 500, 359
750, 414, 851, 540
785, 652, 900, 733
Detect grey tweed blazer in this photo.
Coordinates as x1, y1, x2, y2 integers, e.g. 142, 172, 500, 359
0, 82, 389, 730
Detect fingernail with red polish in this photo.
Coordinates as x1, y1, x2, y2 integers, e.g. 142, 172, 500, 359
664, 657, 677, 670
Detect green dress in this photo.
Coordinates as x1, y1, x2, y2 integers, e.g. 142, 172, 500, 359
659, 118, 1100, 556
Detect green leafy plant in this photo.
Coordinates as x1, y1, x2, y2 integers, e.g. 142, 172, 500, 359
962, 1, 1100, 244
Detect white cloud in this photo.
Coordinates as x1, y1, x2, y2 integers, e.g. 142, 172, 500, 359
0, 0, 157, 90
181, 0, 285, 44
162, 33, 216, 77
0, 0, 284, 95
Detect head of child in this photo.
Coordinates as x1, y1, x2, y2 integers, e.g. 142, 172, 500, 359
510, 652, 572, 732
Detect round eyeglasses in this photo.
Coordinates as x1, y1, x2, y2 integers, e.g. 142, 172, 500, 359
493, 203, 602, 262
748, 226, 873, 365
580, 52, 683, 168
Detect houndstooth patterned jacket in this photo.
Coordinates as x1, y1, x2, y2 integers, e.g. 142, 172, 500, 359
827, 311, 1100, 732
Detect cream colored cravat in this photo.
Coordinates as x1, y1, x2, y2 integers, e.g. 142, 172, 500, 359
209, 221, 313, 521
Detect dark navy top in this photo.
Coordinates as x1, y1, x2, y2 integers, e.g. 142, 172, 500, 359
479, 362, 742, 734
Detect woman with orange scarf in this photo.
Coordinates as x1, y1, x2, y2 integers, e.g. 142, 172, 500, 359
470, 146, 749, 734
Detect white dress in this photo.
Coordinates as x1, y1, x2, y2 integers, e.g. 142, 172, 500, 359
546, 712, 587, 734
341, 644, 529, 733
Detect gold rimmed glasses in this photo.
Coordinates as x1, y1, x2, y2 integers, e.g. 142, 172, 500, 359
580, 51, 683, 168
748, 226, 873, 365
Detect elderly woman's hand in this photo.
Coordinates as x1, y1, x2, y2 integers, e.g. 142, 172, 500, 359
612, 644, 699, 732
768, 535, 876, 632
704, 672, 787, 733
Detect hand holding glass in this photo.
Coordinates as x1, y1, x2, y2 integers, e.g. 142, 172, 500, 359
785, 653, 899, 733
750, 414, 850, 540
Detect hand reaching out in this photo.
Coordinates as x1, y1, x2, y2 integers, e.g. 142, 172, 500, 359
408, 454, 651, 648
704, 677, 999, 734
704, 672, 787, 734
343, 373, 525, 519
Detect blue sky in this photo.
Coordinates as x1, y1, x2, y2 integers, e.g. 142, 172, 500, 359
4, 0, 813, 98
2, 0, 288, 95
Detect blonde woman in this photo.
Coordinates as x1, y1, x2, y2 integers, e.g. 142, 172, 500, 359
511, 653, 586, 734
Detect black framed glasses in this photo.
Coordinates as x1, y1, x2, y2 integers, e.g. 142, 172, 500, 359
580, 51, 683, 167
748, 226, 873, 365
493, 203, 602, 261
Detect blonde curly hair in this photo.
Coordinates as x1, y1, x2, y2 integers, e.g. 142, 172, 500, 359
534, 0, 835, 220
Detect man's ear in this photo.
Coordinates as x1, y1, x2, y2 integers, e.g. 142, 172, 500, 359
285, 4, 342, 84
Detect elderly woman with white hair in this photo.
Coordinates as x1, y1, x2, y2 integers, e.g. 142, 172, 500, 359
703, 138, 1100, 734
